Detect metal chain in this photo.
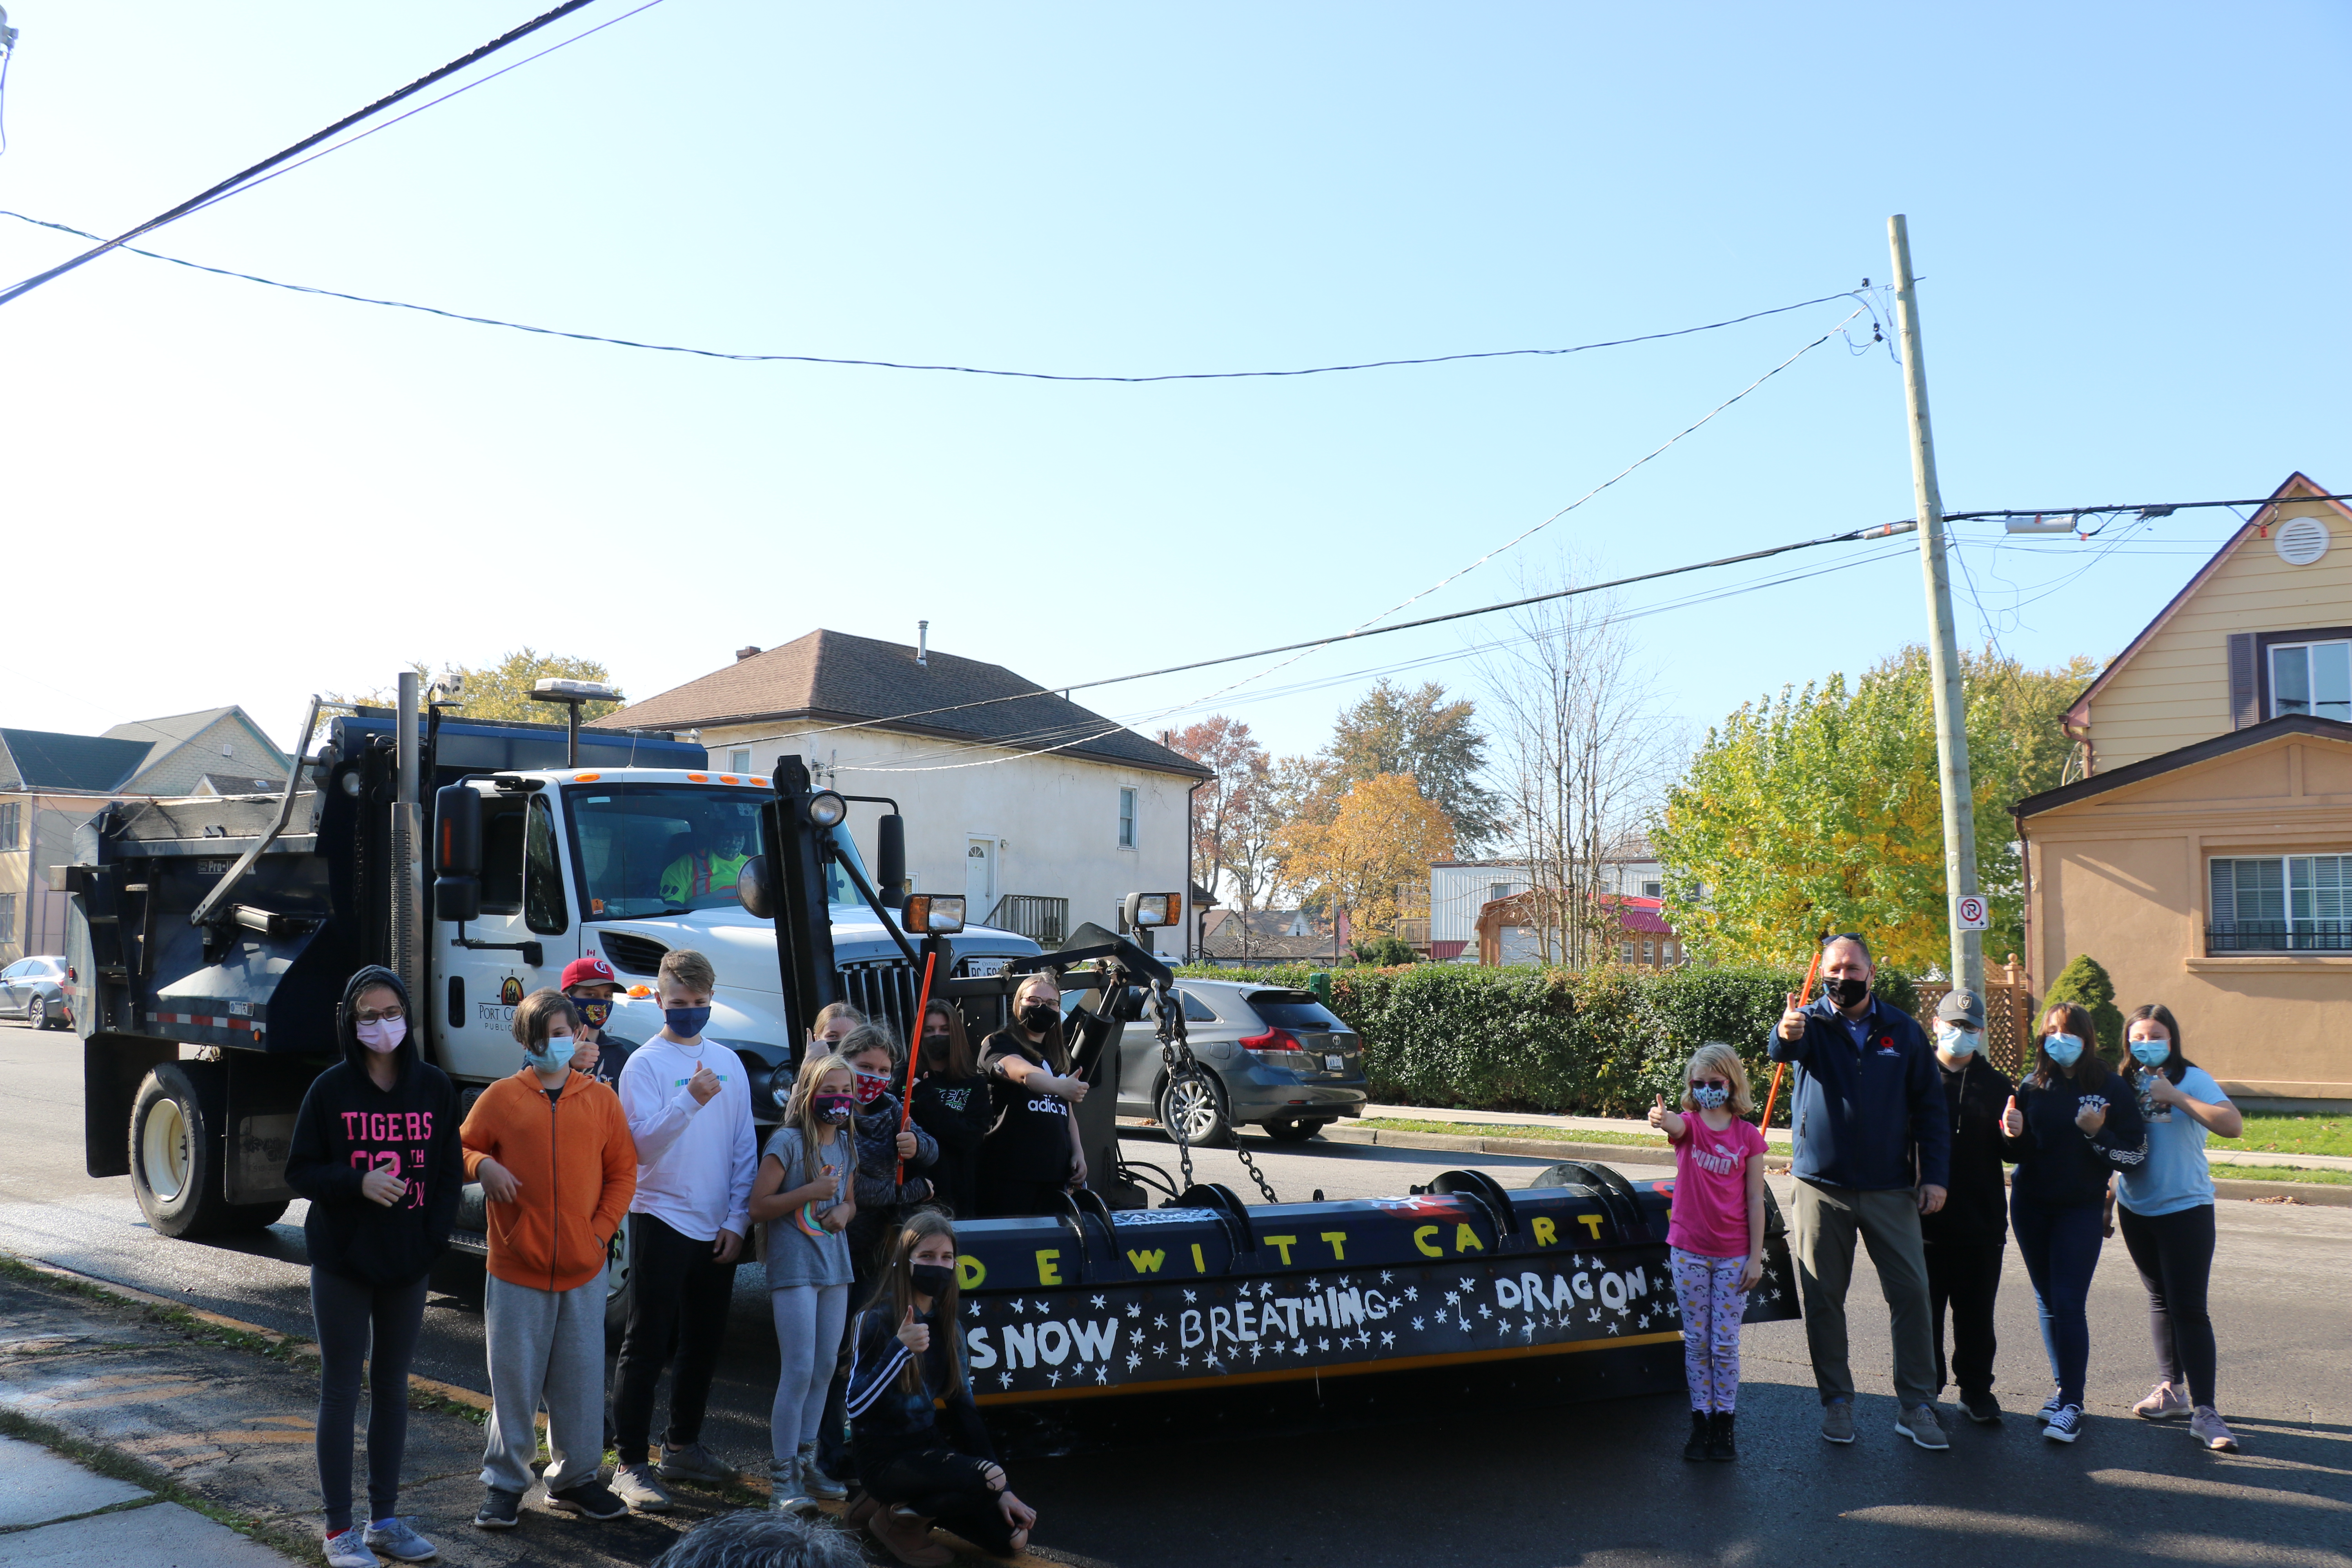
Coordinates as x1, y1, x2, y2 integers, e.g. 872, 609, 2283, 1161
1154, 980, 1280, 1205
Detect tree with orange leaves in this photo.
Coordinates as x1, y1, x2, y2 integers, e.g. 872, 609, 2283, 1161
1278, 772, 1455, 942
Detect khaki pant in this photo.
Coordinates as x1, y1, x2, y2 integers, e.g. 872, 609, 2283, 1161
1792, 1180, 1938, 1408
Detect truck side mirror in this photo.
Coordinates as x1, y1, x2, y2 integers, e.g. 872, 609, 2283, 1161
903, 894, 965, 934
876, 813, 906, 908
433, 784, 481, 923
736, 855, 774, 920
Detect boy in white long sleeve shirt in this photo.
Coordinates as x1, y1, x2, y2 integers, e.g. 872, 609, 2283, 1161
607, 949, 758, 1512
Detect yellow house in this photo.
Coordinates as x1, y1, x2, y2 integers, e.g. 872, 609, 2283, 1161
2016, 475, 2350, 1110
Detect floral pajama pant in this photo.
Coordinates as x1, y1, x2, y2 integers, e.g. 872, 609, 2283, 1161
1670, 1247, 1749, 1413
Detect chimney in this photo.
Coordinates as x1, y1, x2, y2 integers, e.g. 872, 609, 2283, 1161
916, 621, 929, 668
735, 645, 762, 662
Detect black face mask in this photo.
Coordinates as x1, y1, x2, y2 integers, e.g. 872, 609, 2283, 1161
1826, 975, 1870, 1008
1018, 1003, 1059, 1033
909, 1263, 955, 1299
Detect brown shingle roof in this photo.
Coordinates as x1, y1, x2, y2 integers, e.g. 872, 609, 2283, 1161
590, 629, 1209, 779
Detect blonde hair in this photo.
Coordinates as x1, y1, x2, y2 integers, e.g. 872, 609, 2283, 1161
779, 1051, 857, 1185
808, 1001, 865, 1042
1679, 1042, 1754, 1116
658, 947, 716, 994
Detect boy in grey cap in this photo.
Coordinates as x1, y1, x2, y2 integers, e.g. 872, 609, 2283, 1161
1922, 988, 2016, 1423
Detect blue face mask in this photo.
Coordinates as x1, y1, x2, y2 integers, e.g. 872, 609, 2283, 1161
2130, 1039, 2170, 1068
525, 1033, 577, 1074
1935, 1023, 1980, 1056
1690, 1083, 1730, 1110
2043, 1033, 2084, 1067
664, 1005, 713, 1039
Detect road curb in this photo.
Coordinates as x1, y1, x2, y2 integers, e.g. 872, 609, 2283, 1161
1314, 1123, 1677, 1167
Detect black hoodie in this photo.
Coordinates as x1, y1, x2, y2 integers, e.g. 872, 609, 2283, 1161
284, 966, 465, 1287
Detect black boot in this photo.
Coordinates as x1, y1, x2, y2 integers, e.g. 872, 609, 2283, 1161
1707, 1410, 1737, 1461
1683, 1410, 1711, 1461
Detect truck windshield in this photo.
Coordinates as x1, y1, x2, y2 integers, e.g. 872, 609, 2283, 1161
564, 784, 876, 919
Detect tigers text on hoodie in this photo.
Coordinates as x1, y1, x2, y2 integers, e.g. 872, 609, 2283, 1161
284, 966, 465, 1288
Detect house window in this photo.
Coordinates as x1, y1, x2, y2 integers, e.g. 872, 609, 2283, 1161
1118, 788, 1137, 850
729, 750, 751, 774
0, 893, 15, 946
1642, 880, 1662, 899
1619, 939, 1634, 964
1641, 940, 1655, 964
2270, 639, 2352, 722
2209, 854, 2351, 951
0, 802, 17, 849
1488, 881, 1519, 904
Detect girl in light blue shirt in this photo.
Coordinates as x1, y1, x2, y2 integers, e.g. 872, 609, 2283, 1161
2114, 1003, 2244, 1453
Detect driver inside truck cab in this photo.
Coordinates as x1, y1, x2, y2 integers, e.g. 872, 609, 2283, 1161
658, 814, 751, 905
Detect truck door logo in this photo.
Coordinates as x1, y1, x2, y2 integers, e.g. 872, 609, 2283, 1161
499, 977, 524, 1005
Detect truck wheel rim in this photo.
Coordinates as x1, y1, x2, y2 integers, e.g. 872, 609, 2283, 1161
1167, 1079, 1218, 1140
142, 1098, 191, 1201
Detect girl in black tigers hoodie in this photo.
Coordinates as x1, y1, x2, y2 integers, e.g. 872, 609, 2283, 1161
285, 965, 463, 1564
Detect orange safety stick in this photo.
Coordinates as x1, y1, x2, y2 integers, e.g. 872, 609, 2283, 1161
896, 950, 938, 1187
1759, 942, 1824, 1130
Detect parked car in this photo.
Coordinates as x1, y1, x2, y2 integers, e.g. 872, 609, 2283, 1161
1112, 978, 1367, 1145
1, 955, 71, 1030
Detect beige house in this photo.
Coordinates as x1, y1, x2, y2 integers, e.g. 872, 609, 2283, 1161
2016, 475, 2350, 1110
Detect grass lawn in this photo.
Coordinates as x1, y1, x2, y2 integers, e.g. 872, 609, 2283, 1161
1358, 1118, 1668, 1149
2212, 1162, 2349, 1186
2210, 1113, 2352, 1159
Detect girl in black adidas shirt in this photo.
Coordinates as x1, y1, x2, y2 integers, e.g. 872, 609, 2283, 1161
975, 971, 1088, 1217
911, 999, 992, 1219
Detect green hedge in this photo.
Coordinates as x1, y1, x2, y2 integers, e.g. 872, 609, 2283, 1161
1175, 961, 1922, 1125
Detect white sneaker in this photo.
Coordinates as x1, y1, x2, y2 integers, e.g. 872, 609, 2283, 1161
2190, 1406, 2240, 1452
325, 1526, 377, 1568
2044, 1403, 2084, 1443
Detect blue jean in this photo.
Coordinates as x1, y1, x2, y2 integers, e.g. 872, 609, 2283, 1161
2010, 1194, 2104, 1406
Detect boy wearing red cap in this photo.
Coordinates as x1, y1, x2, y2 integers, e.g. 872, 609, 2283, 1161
562, 954, 636, 1090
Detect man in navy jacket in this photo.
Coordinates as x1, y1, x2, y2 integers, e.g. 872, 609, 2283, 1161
1767, 933, 1953, 1450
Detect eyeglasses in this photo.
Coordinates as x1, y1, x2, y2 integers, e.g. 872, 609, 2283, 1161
354, 1006, 405, 1024
1691, 1078, 1730, 1091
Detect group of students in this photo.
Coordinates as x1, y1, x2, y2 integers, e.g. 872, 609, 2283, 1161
1647, 938, 2243, 1463
282, 951, 1076, 1568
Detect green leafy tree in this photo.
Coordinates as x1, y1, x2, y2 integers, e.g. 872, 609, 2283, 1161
2042, 953, 2124, 1062
1329, 680, 1504, 853
1349, 932, 1422, 967
1651, 645, 2093, 974
325, 650, 623, 724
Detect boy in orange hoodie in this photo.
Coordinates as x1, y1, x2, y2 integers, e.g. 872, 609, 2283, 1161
461, 989, 637, 1530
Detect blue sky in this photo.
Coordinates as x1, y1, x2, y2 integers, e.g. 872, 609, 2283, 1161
3, 2, 2345, 777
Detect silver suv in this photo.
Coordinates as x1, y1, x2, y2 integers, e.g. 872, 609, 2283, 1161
1114, 978, 1367, 1145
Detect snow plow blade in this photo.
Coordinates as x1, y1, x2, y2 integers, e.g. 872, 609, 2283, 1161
950, 1160, 1798, 1451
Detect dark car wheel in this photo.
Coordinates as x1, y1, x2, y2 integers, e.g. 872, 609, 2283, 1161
1158, 1072, 1234, 1149
129, 1063, 287, 1238
1262, 1117, 1330, 1143
27, 995, 47, 1030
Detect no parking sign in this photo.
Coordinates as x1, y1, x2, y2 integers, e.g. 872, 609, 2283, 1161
1953, 894, 1990, 931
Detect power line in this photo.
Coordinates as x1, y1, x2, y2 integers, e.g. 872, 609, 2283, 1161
0, 211, 1881, 384
1942, 495, 2347, 521
0, 0, 621, 310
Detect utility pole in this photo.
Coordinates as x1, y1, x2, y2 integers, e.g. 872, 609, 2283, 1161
1887, 214, 1982, 995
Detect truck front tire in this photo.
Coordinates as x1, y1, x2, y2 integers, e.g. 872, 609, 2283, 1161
129, 1063, 288, 1238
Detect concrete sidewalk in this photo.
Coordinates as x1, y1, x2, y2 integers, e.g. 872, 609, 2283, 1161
1356, 1101, 2352, 1172
0, 1430, 298, 1566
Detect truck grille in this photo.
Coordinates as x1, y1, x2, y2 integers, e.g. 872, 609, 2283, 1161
840, 954, 1011, 1045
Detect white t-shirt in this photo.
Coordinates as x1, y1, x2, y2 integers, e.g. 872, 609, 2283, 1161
617, 1035, 757, 1243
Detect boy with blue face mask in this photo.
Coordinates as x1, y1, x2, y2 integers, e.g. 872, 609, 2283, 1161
1920, 990, 2016, 1426
461, 990, 638, 1530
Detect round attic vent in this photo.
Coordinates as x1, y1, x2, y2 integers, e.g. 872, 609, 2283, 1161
2274, 515, 2330, 566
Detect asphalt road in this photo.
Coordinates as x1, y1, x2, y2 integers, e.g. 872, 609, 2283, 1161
4, 1021, 2347, 1568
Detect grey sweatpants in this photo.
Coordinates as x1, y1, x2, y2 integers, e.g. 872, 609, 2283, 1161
1791, 1180, 1938, 1408
771, 1283, 851, 1468
481, 1267, 607, 1497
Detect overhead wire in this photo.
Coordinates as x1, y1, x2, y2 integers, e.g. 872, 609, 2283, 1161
0, 0, 645, 309
0, 210, 1880, 385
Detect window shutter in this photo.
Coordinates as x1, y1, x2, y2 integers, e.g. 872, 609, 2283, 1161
2209, 858, 2234, 931
2228, 633, 2258, 728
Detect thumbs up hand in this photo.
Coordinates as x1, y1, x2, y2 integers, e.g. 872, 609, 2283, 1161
897, 1305, 930, 1354
1778, 993, 1807, 1042
1648, 1091, 1683, 1140
2002, 1094, 2024, 1138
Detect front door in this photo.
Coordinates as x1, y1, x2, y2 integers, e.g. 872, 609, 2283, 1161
965, 837, 995, 918
432, 786, 580, 1083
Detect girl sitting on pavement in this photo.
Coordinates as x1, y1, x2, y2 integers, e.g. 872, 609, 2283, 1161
748, 1053, 860, 1511
845, 1211, 1037, 1564
1649, 1042, 1769, 1462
